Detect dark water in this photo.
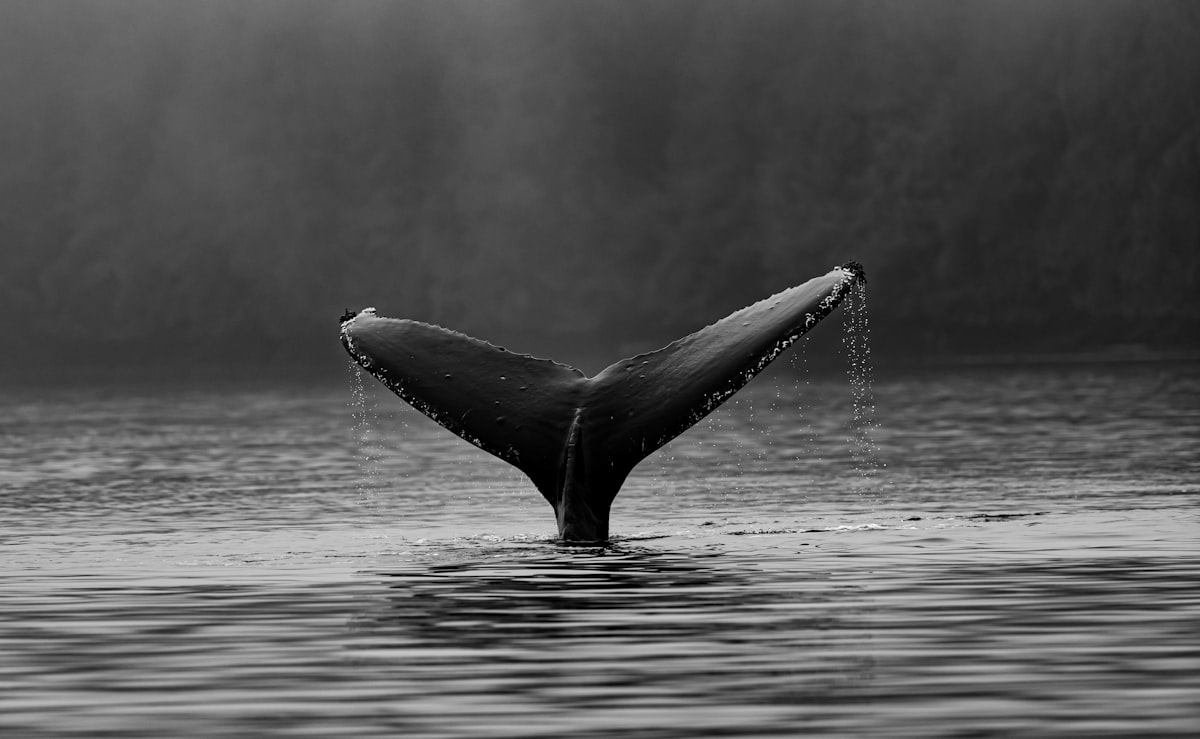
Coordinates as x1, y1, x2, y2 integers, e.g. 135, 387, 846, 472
2, 361, 1198, 738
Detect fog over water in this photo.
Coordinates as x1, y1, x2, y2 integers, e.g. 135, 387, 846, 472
2, 0, 1197, 378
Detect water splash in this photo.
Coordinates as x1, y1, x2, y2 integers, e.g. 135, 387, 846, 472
842, 281, 883, 485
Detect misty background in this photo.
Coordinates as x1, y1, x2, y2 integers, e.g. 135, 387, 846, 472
2, 0, 1197, 381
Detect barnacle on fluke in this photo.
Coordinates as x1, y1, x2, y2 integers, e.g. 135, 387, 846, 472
341, 263, 865, 542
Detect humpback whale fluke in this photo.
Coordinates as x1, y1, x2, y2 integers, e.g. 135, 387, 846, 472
341, 262, 865, 542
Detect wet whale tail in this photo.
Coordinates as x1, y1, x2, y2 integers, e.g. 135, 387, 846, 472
341, 262, 865, 542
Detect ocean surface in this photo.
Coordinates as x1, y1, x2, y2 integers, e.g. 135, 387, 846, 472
2, 357, 1197, 738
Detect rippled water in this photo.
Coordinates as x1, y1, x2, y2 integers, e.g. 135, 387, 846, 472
2, 360, 1197, 737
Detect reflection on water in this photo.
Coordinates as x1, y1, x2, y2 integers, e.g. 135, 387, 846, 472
352, 545, 876, 737
1, 363, 1198, 737
349, 543, 1200, 738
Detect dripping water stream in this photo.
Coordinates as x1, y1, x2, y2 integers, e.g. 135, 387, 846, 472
348, 360, 384, 505
843, 280, 883, 486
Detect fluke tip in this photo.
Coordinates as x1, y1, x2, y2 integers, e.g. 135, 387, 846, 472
840, 261, 866, 284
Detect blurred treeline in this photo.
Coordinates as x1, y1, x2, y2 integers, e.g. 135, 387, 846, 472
1, 0, 1197, 377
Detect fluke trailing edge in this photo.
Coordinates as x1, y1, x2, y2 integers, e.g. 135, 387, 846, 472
341, 262, 866, 542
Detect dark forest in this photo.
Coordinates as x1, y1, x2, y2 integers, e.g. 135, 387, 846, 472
2, 0, 1197, 378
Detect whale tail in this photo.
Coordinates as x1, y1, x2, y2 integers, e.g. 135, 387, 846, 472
341, 262, 865, 541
